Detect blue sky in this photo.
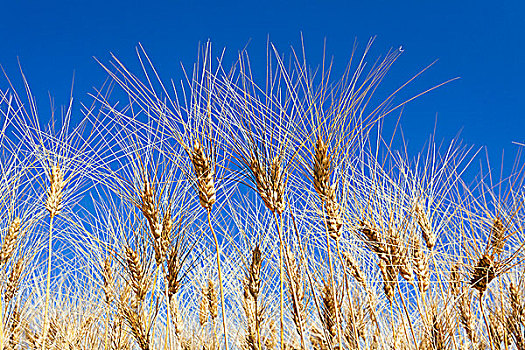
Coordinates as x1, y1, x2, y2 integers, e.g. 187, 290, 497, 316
1, 1, 523, 169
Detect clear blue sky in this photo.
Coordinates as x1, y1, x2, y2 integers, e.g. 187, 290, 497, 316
1, 1, 523, 167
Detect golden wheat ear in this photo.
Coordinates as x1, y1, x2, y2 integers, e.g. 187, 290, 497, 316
0, 216, 21, 265
191, 139, 217, 210
45, 163, 65, 219
469, 254, 497, 295
241, 245, 265, 350
414, 203, 435, 250
411, 235, 430, 293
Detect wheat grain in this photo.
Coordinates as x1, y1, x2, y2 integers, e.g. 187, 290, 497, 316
122, 305, 150, 350
321, 282, 337, 342
125, 246, 146, 302
378, 259, 395, 303
0, 217, 21, 264
458, 288, 478, 345
191, 139, 216, 210
414, 203, 435, 250
411, 236, 429, 292
342, 251, 365, 285
313, 136, 331, 200
388, 228, 413, 283
249, 154, 285, 215
200, 285, 209, 327
170, 295, 184, 337
207, 279, 219, 320
5, 257, 23, 303
358, 219, 386, 258
490, 216, 506, 255
325, 185, 342, 240
45, 164, 64, 219
470, 254, 496, 295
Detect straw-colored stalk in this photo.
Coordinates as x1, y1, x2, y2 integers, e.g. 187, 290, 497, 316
507, 282, 525, 349
284, 247, 306, 349
42, 163, 64, 349
191, 139, 228, 350
344, 295, 365, 349
313, 136, 342, 348
249, 153, 286, 350
457, 288, 478, 346
170, 295, 184, 339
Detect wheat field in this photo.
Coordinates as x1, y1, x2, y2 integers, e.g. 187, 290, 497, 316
0, 39, 523, 350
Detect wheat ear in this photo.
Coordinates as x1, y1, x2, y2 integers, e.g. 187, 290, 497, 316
490, 216, 505, 256
411, 236, 430, 293
0, 217, 21, 265
414, 203, 435, 250
242, 245, 263, 350
284, 247, 306, 349
470, 254, 496, 295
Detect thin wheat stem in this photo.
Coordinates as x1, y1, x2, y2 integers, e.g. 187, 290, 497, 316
257, 319, 262, 350
207, 209, 229, 350
104, 310, 109, 350
396, 281, 417, 347
165, 279, 172, 350
42, 216, 54, 350
0, 294, 3, 348
273, 211, 285, 350
323, 202, 342, 349
479, 293, 495, 350
285, 255, 306, 350
336, 242, 359, 349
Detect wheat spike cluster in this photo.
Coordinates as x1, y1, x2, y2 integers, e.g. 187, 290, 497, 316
0, 38, 524, 350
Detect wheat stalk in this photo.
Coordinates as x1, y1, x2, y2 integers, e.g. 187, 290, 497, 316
42, 162, 64, 350
242, 245, 263, 350
189, 137, 229, 350
312, 136, 342, 348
